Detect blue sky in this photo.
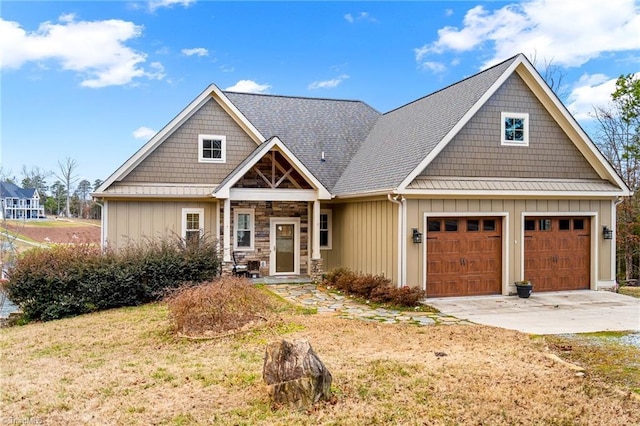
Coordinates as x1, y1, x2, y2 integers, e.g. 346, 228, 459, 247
1, 0, 639, 189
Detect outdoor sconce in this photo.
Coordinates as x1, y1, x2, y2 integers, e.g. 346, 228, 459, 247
602, 226, 613, 240
412, 228, 423, 244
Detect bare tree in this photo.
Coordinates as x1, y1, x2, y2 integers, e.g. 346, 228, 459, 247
593, 74, 640, 282
21, 166, 51, 199
528, 51, 568, 100
0, 167, 15, 185
54, 157, 79, 218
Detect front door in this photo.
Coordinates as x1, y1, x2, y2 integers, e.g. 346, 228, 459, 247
270, 218, 300, 275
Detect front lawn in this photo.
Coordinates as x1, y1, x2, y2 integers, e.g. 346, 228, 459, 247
1, 293, 638, 425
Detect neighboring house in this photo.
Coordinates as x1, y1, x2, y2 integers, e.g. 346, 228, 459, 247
0, 182, 45, 220
93, 54, 631, 297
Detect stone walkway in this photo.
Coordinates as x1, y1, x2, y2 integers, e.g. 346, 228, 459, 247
267, 283, 474, 327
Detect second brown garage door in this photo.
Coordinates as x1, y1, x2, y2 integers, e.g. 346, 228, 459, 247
426, 217, 502, 297
524, 217, 590, 291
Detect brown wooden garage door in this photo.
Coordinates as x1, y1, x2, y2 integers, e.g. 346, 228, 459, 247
426, 217, 502, 297
524, 217, 590, 291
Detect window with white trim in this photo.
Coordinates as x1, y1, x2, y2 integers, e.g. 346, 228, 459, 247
198, 134, 226, 163
501, 112, 529, 146
320, 209, 332, 249
234, 208, 254, 250
182, 208, 204, 245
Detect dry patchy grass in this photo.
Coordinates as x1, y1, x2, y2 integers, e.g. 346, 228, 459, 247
2, 219, 100, 245
619, 286, 640, 298
1, 296, 639, 425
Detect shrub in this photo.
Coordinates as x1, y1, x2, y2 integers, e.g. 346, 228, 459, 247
6, 236, 220, 321
165, 277, 274, 336
322, 268, 426, 307
323, 267, 354, 287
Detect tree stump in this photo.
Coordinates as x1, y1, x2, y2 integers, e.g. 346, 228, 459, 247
263, 339, 332, 409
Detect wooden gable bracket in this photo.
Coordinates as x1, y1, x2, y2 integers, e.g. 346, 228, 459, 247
251, 151, 303, 189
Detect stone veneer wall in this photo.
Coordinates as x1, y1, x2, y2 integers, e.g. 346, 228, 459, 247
223, 201, 309, 277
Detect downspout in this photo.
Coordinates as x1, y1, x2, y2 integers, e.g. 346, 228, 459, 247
388, 194, 405, 286
401, 196, 407, 286
96, 199, 106, 248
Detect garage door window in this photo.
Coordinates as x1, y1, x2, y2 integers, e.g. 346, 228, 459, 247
467, 219, 480, 232
483, 219, 496, 231
559, 219, 571, 230
539, 219, 552, 231
525, 220, 535, 231
429, 218, 497, 233
574, 219, 585, 230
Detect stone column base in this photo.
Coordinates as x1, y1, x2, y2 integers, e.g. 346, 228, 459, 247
310, 258, 323, 284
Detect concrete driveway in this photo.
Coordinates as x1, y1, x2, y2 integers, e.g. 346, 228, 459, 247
426, 290, 640, 334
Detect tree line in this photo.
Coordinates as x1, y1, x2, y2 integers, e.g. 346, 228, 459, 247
592, 74, 640, 283
1, 157, 103, 220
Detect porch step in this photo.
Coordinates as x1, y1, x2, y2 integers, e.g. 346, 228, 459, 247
251, 276, 313, 285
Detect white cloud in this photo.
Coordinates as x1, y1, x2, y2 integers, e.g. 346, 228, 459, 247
344, 12, 377, 24
148, 62, 165, 80
219, 64, 235, 73
566, 72, 640, 121
225, 80, 271, 94
419, 61, 446, 73
445, 9, 454, 17
133, 126, 156, 140
148, 0, 196, 12
415, 0, 640, 71
308, 74, 350, 90
181, 47, 208, 57
0, 15, 161, 88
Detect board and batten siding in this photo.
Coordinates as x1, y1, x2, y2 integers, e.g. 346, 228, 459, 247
321, 199, 398, 282
122, 97, 258, 184
421, 74, 600, 180
105, 200, 219, 249
405, 198, 615, 292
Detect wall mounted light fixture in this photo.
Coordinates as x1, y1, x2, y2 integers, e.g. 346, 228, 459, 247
412, 228, 423, 244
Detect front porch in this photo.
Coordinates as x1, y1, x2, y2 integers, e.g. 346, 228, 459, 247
214, 138, 331, 283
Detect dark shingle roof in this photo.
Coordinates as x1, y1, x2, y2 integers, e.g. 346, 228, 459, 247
0, 182, 37, 199
223, 92, 381, 191
332, 55, 518, 195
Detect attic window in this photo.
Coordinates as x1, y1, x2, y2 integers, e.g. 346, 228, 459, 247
198, 134, 226, 163
501, 112, 529, 146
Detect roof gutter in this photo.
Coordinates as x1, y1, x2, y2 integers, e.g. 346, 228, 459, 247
387, 193, 406, 286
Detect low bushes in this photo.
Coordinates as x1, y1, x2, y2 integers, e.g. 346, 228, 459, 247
323, 267, 426, 307
6, 237, 220, 321
165, 276, 275, 336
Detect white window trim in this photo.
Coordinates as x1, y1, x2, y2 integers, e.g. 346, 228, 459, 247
320, 209, 332, 250
234, 208, 255, 251
198, 134, 226, 163
501, 112, 529, 146
181, 208, 204, 241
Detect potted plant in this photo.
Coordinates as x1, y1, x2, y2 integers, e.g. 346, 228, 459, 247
515, 280, 533, 298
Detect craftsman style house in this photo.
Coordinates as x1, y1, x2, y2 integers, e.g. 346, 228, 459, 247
94, 54, 631, 297
0, 182, 45, 220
